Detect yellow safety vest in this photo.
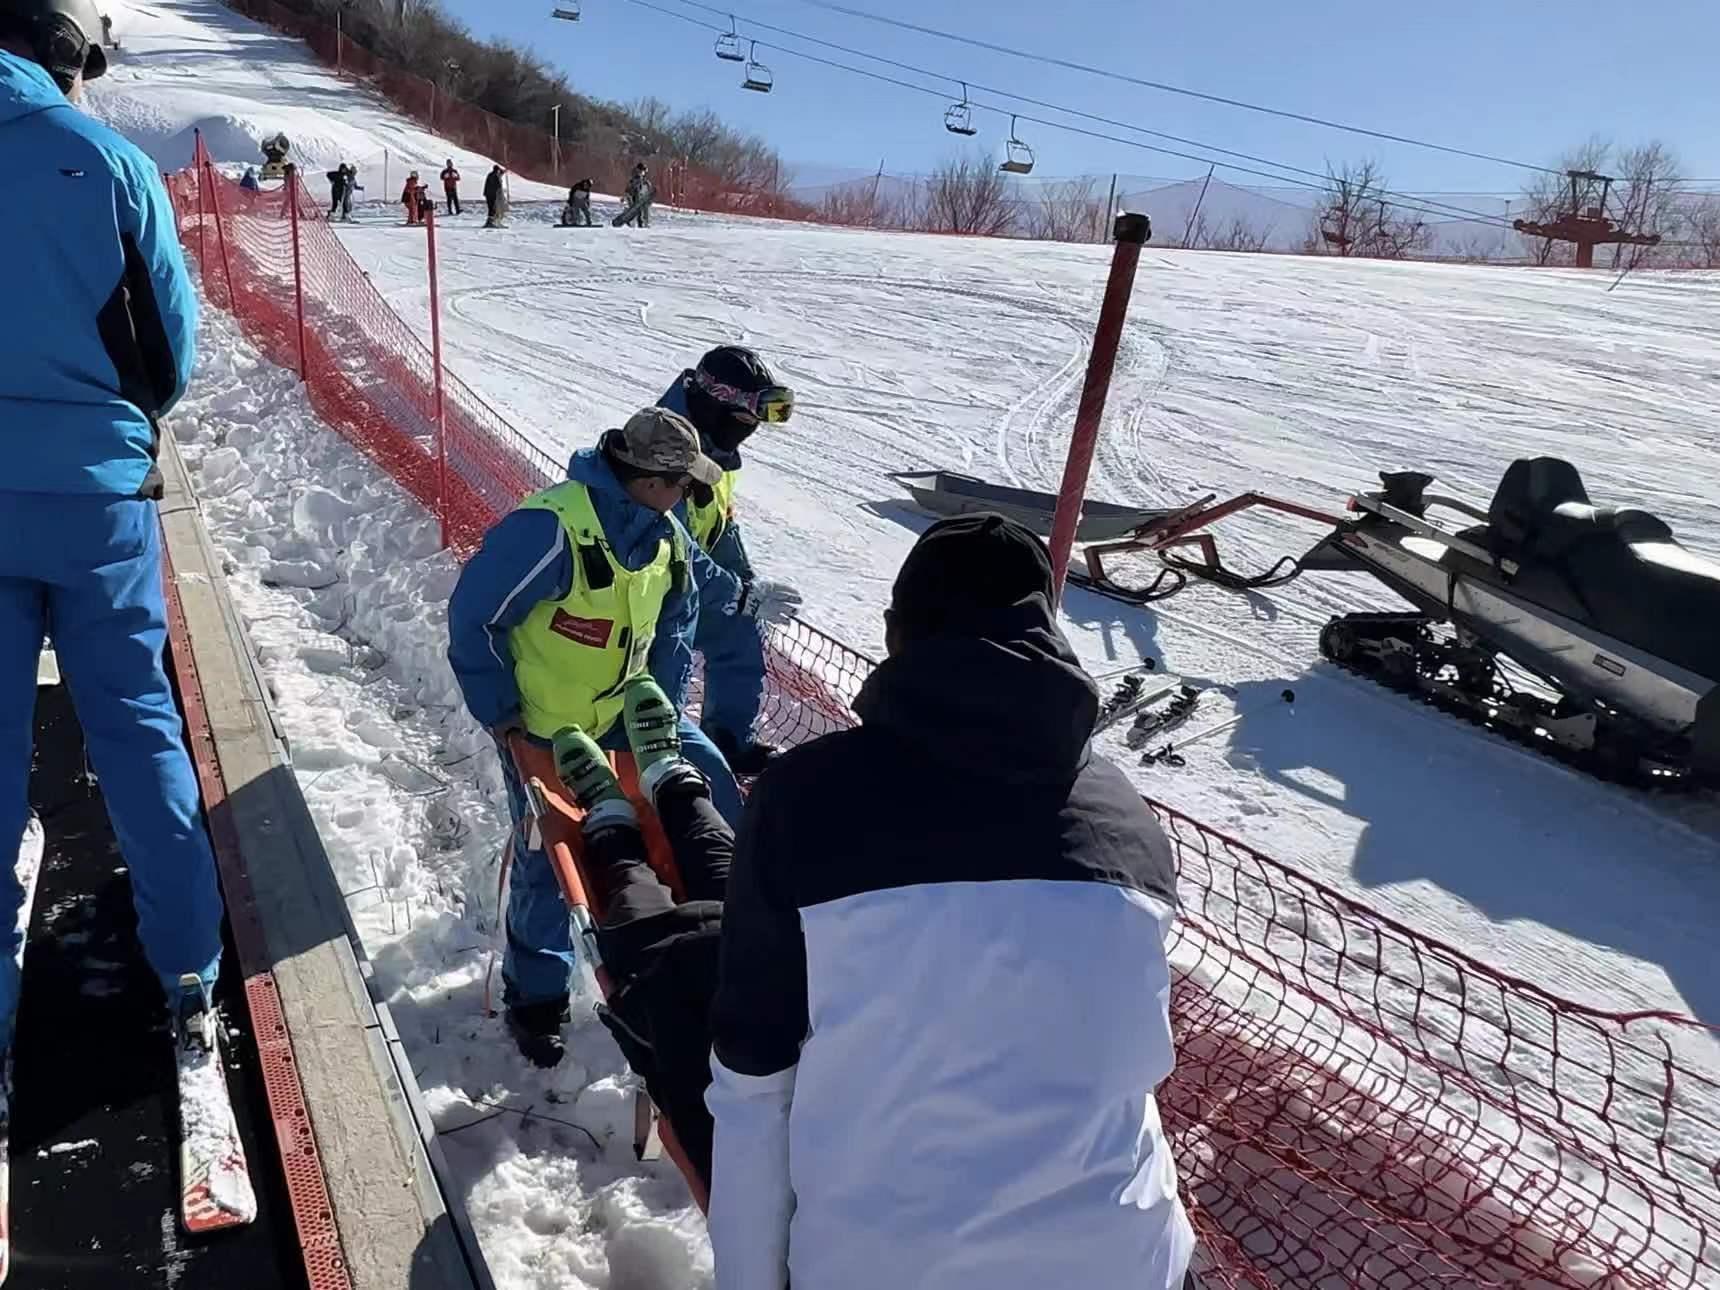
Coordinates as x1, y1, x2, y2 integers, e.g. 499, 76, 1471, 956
508, 481, 684, 740
685, 468, 739, 550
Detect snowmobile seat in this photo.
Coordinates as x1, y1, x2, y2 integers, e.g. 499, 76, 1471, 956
1484, 457, 1720, 678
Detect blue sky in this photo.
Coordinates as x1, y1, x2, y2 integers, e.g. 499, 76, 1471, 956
443, 0, 1720, 195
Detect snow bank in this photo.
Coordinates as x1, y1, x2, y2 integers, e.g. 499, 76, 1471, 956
86, 0, 564, 199
170, 309, 711, 1288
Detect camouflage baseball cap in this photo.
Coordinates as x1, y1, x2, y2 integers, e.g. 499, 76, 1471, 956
612, 408, 724, 486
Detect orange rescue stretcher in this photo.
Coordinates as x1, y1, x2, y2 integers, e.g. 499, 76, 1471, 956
503, 735, 711, 1213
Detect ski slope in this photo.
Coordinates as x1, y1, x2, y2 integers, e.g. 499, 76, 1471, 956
344, 210, 1720, 1025
69, 1, 1720, 1285
86, 0, 564, 199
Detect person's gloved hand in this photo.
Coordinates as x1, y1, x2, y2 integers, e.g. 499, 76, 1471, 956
738, 578, 803, 626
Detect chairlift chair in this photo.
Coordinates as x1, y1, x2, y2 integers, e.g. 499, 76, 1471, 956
999, 116, 1034, 175
550, 3, 580, 20
943, 83, 976, 136
741, 41, 773, 92
715, 16, 744, 61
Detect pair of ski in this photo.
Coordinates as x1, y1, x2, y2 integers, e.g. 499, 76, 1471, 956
0, 660, 256, 1282
1092, 663, 1207, 750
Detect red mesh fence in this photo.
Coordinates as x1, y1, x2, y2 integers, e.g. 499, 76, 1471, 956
167, 149, 1720, 1290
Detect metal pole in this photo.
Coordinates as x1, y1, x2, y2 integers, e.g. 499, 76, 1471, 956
287, 169, 308, 381
194, 128, 207, 278
1105, 172, 1117, 236
336, 7, 341, 73
1182, 164, 1215, 248
205, 151, 237, 310
384, 148, 390, 205
424, 206, 449, 550
1047, 212, 1152, 605
552, 104, 561, 179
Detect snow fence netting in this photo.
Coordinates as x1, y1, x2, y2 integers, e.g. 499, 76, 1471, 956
166, 156, 1720, 1290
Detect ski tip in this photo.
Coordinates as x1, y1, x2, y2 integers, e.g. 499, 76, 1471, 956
183, 1177, 258, 1233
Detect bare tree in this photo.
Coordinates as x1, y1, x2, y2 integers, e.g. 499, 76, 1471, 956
1609, 140, 1683, 267
921, 154, 1016, 237
819, 178, 907, 229
1310, 160, 1431, 259
1027, 177, 1105, 243
1687, 197, 1720, 268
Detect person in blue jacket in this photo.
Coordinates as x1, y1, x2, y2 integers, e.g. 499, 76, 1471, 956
448, 410, 793, 1066
0, 0, 227, 1056
658, 346, 802, 774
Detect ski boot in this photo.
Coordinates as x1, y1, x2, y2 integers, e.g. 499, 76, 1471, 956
176, 973, 217, 1055
623, 678, 705, 802
552, 725, 637, 837
707, 726, 779, 776
505, 999, 570, 1070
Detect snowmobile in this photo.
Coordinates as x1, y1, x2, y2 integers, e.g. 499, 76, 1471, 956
1302, 456, 1720, 786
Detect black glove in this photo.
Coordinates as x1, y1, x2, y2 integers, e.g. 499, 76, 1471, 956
688, 480, 716, 510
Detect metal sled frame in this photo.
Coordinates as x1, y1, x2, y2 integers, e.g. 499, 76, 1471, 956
505, 737, 710, 1212
1078, 492, 1344, 603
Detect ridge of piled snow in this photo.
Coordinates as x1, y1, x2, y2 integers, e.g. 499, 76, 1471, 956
86, 0, 563, 199
171, 310, 711, 1289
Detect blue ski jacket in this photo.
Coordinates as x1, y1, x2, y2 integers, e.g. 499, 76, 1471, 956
447, 447, 727, 730
0, 51, 198, 497
659, 374, 757, 583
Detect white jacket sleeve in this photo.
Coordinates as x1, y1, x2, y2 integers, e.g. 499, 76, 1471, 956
706, 1059, 796, 1289
707, 770, 809, 1289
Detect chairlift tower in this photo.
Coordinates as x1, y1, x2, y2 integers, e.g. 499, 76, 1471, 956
1512, 169, 1661, 268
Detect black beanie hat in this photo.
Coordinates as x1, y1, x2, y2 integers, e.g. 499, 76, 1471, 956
890, 512, 1056, 639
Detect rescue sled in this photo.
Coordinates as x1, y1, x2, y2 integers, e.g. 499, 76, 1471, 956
889, 470, 1172, 542
503, 737, 710, 1211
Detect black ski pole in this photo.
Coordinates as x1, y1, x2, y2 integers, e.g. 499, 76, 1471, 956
1143, 688, 1295, 767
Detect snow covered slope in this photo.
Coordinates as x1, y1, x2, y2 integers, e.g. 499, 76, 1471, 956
343, 211, 1720, 1028
86, 0, 562, 198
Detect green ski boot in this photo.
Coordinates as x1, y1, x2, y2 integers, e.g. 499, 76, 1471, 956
622, 677, 703, 802
551, 726, 625, 812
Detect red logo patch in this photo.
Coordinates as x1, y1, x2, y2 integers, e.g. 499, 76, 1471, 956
549, 610, 614, 648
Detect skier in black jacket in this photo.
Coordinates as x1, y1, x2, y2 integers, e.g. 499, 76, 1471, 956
707, 513, 1195, 1290
483, 163, 507, 227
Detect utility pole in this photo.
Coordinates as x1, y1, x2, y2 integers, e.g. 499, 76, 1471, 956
1181, 164, 1214, 248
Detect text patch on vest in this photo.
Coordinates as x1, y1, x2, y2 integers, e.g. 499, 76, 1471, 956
550, 609, 615, 648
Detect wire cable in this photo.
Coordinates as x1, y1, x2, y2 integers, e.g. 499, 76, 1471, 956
625, 0, 1519, 230
659, 0, 1512, 226
784, 0, 1563, 176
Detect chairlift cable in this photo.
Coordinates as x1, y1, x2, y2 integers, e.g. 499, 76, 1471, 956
625, 0, 1520, 231
781, 0, 1562, 176
645, 0, 1519, 228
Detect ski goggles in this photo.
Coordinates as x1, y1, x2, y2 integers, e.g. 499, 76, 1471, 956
695, 370, 795, 424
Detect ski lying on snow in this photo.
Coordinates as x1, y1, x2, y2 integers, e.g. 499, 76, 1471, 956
177, 985, 257, 1235
0, 816, 46, 1285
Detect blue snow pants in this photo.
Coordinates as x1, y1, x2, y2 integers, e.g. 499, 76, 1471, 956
0, 495, 225, 1047
500, 716, 740, 1008
693, 597, 767, 745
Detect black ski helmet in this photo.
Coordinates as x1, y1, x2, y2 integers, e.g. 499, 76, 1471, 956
0, 0, 108, 91
686, 345, 778, 449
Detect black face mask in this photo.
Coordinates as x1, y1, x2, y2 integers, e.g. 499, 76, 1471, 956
707, 414, 757, 455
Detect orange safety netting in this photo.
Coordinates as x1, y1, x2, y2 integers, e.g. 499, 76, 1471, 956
167, 153, 1720, 1290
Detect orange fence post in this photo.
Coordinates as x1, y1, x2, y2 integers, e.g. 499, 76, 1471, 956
193, 130, 208, 282
424, 206, 449, 550
287, 168, 308, 381
202, 154, 237, 310
1047, 212, 1151, 605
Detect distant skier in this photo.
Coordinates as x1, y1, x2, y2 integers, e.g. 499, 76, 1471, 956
558, 177, 593, 227
327, 162, 351, 218
440, 158, 460, 215
0, 0, 226, 1055
619, 161, 653, 227
483, 163, 508, 228
401, 170, 422, 225
239, 165, 259, 191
